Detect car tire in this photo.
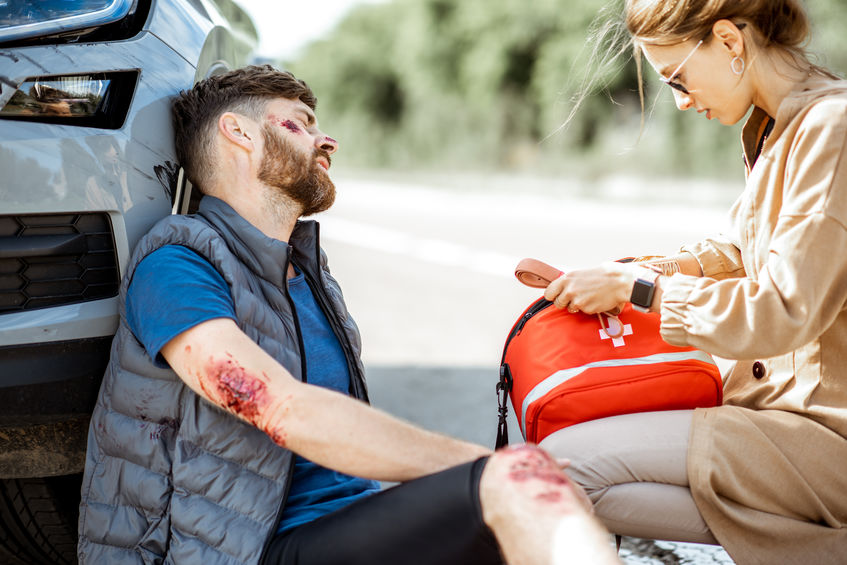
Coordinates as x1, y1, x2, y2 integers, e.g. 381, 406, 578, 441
0, 475, 81, 565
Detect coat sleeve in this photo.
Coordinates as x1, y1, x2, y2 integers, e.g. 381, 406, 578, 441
659, 99, 847, 360
679, 233, 745, 280
678, 189, 747, 280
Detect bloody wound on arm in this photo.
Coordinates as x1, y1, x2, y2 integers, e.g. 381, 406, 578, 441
199, 353, 289, 447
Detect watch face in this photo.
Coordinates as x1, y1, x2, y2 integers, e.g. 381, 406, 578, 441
631, 279, 655, 308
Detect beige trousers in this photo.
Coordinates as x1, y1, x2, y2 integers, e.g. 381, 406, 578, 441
539, 410, 718, 545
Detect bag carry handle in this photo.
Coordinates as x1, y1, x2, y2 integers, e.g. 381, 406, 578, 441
515, 258, 564, 288
514, 258, 623, 337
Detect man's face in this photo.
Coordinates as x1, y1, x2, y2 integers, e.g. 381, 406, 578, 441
257, 98, 339, 216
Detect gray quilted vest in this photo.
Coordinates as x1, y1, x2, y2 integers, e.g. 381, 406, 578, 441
78, 196, 368, 565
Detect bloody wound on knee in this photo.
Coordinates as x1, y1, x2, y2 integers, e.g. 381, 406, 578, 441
502, 445, 568, 486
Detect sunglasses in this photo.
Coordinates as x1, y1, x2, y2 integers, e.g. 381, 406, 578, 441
659, 39, 703, 95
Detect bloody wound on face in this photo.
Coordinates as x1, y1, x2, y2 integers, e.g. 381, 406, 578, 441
281, 120, 301, 133
268, 114, 302, 134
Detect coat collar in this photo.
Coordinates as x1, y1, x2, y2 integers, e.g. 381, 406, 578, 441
742, 75, 847, 173
197, 195, 322, 287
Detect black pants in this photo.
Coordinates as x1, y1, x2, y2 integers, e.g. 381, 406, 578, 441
261, 458, 504, 565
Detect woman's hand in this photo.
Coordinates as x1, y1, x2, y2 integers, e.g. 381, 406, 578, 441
543, 262, 637, 314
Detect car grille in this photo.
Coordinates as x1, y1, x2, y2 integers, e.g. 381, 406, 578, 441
0, 213, 120, 313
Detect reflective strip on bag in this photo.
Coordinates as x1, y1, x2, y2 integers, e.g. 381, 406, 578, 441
520, 350, 717, 434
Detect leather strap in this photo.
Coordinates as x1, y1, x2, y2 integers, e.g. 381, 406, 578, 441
514, 258, 563, 288
514, 258, 624, 318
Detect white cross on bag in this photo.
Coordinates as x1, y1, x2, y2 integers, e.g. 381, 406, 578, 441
599, 317, 633, 347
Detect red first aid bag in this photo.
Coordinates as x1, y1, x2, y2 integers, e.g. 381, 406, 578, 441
495, 260, 723, 448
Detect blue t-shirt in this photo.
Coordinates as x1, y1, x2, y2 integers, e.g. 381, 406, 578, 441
126, 245, 237, 366
126, 244, 380, 534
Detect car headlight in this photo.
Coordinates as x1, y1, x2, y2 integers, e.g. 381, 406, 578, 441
0, 0, 134, 43
0, 72, 138, 129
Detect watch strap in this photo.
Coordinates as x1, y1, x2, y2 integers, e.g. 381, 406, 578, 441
630, 267, 660, 312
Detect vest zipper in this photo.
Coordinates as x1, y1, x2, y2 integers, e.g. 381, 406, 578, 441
261, 231, 368, 558
259, 247, 306, 561
298, 224, 368, 402
299, 266, 368, 402
284, 247, 309, 385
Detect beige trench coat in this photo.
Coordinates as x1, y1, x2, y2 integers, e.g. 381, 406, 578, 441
659, 76, 847, 564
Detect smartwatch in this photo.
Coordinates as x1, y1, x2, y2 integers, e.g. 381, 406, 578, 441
630, 268, 660, 313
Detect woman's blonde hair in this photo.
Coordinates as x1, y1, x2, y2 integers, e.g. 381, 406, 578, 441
626, 0, 838, 84
621, 0, 836, 121
559, 0, 835, 137
625, 0, 811, 48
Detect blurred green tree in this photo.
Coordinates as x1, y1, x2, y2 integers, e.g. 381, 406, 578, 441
286, 0, 846, 181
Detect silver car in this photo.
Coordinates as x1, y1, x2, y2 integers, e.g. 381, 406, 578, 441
0, 1, 255, 562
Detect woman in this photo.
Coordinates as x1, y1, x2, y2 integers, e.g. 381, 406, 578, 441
540, 0, 847, 563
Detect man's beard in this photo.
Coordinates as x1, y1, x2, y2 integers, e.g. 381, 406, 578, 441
257, 123, 336, 217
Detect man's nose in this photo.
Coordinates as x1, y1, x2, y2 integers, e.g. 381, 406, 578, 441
315, 133, 338, 155
672, 89, 694, 111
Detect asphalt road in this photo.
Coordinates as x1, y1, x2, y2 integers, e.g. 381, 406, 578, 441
317, 172, 737, 564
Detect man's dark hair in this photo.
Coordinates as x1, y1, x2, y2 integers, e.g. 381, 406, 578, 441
172, 65, 317, 192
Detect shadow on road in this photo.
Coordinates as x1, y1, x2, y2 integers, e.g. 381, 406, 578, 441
366, 365, 517, 449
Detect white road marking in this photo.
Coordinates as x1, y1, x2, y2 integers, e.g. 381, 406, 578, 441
318, 216, 539, 278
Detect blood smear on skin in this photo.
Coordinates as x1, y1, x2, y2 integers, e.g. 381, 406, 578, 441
504, 445, 568, 486
200, 357, 291, 448
202, 356, 271, 426
535, 491, 564, 503
280, 120, 301, 133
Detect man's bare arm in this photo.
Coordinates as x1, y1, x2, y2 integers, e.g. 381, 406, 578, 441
161, 318, 491, 482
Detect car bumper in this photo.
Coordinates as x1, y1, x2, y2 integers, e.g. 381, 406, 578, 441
0, 30, 195, 342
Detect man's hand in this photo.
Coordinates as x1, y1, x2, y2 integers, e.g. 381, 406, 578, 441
161, 318, 491, 482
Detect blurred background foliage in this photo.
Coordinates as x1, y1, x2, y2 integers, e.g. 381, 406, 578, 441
283, 0, 847, 182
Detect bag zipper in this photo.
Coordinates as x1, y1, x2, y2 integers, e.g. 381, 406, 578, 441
260, 247, 304, 561
500, 298, 552, 365
496, 297, 552, 447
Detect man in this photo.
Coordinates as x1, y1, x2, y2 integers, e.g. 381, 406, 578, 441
77, 65, 618, 565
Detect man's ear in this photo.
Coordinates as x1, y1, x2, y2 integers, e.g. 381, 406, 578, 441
712, 19, 745, 57
219, 112, 255, 151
